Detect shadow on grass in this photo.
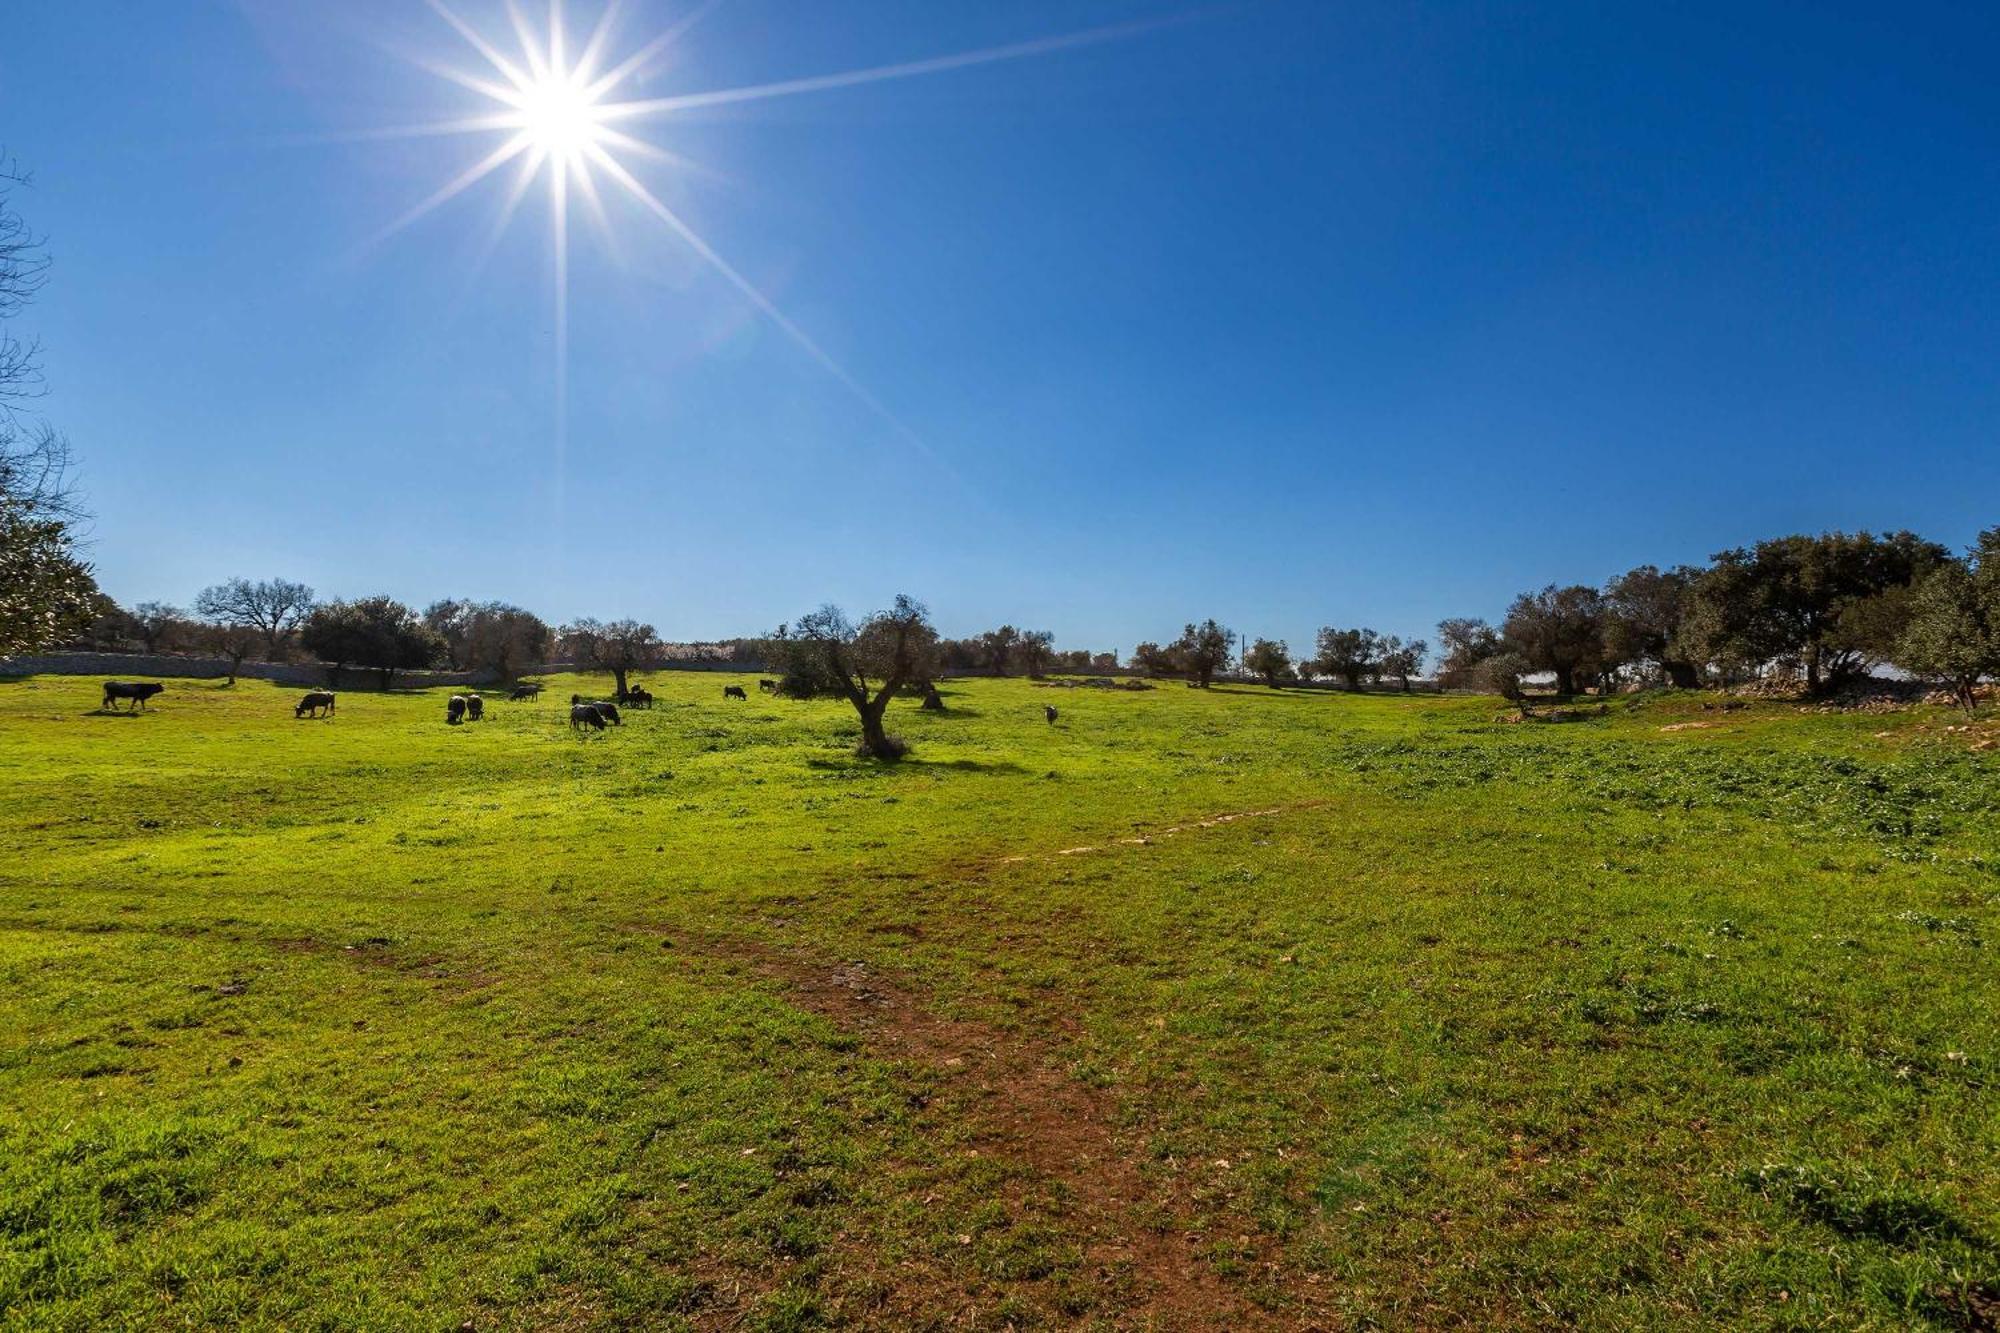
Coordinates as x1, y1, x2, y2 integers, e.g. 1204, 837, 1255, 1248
804, 755, 1028, 776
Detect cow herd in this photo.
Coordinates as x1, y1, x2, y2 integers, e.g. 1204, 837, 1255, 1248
93, 676, 1061, 738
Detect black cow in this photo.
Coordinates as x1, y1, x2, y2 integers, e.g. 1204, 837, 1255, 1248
723, 684, 747, 701
447, 695, 467, 725
509, 683, 542, 701
1045, 704, 1058, 725
570, 693, 623, 725
295, 691, 336, 719
102, 681, 165, 712
757, 679, 778, 693
465, 693, 484, 722
619, 686, 654, 709
570, 701, 606, 733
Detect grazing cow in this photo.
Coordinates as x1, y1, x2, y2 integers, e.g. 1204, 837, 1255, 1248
295, 690, 336, 719
465, 693, 484, 722
723, 684, 748, 701
509, 683, 542, 701
619, 686, 653, 709
1045, 704, 1058, 725
570, 701, 606, 733
102, 681, 165, 712
570, 693, 622, 725
447, 695, 467, 725
757, 679, 778, 693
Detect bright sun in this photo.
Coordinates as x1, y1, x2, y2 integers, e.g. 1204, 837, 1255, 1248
514, 76, 602, 157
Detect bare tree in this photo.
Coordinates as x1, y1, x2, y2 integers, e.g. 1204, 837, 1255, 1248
773, 594, 939, 759
0, 159, 97, 656
195, 577, 316, 660
561, 618, 662, 697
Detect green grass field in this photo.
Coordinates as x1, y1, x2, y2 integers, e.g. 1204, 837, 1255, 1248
1, 671, 1994, 1330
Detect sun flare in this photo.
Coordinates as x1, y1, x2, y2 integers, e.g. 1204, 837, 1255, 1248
512, 75, 603, 157
365, 1, 1166, 462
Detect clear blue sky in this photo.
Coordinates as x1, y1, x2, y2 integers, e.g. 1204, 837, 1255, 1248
5, 1, 1998, 656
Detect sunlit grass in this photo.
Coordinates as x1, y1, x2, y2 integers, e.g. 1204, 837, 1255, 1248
0, 672, 1993, 1328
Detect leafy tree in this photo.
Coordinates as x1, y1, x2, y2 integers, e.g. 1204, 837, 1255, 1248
1477, 650, 1534, 715
1244, 637, 1293, 687
426, 599, 550, 680
1130, 641, 1176, 677
301, 596, 445, 688
1173, 619, 1233, 688
1312, 626, 1381, 690
771, 594, 939, 759
1376, 636, 1427, 691
1604, 564, 1703, 688
1017, 629, 1055, 678
1686, 531, 1948, 693
195, 577, 316, 660
1502, 585, 1605, 696
129, 601, 191, 654
1897, 532, 2000, 713
1434, 617, 1500, 689
978, 624, 1021, 675
0, 163, 95, 657
560, 618, 662, 697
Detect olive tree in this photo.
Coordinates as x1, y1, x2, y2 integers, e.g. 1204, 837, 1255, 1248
1312, 626, 1380, 690
1173, 619, 1233, 688
301, 596, 445, 688
1686, 531, 1947, 693
1604, 564, 1703, 688
1897, 532, 2000, 714
1502, 585, 1605, 697
772, 594, 938, 759
560, 617, 662, 697
1243, 637, 1293, 687
1376, 636, 1427, 691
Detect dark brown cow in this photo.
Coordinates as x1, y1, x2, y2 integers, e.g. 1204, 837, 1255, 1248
723, 684, 747, 701
1045, 704, 1058, 724
295, 691, 336, 719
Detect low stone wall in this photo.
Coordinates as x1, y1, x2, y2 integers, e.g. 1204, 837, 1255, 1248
0, 651, 500, 689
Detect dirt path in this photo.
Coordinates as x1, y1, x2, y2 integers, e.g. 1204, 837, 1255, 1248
657, 929, 1314, 1330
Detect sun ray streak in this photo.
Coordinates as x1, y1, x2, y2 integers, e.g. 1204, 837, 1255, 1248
506, 0, 553, 84
426, 0, 536, 94
271, 113, 526, 147
592, 125, 731, 185
572, 0, 626, 89
597, 15, 1177, 120
583, 0, 725, 101
550, 150, 570, 534
368, 132, 533, 246
584, 141, 932, 455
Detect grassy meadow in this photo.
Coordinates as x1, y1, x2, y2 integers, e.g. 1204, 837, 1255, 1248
0, 670, 1995, 1330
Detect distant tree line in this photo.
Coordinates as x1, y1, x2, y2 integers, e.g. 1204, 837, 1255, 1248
1424, 528, 2000, 709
